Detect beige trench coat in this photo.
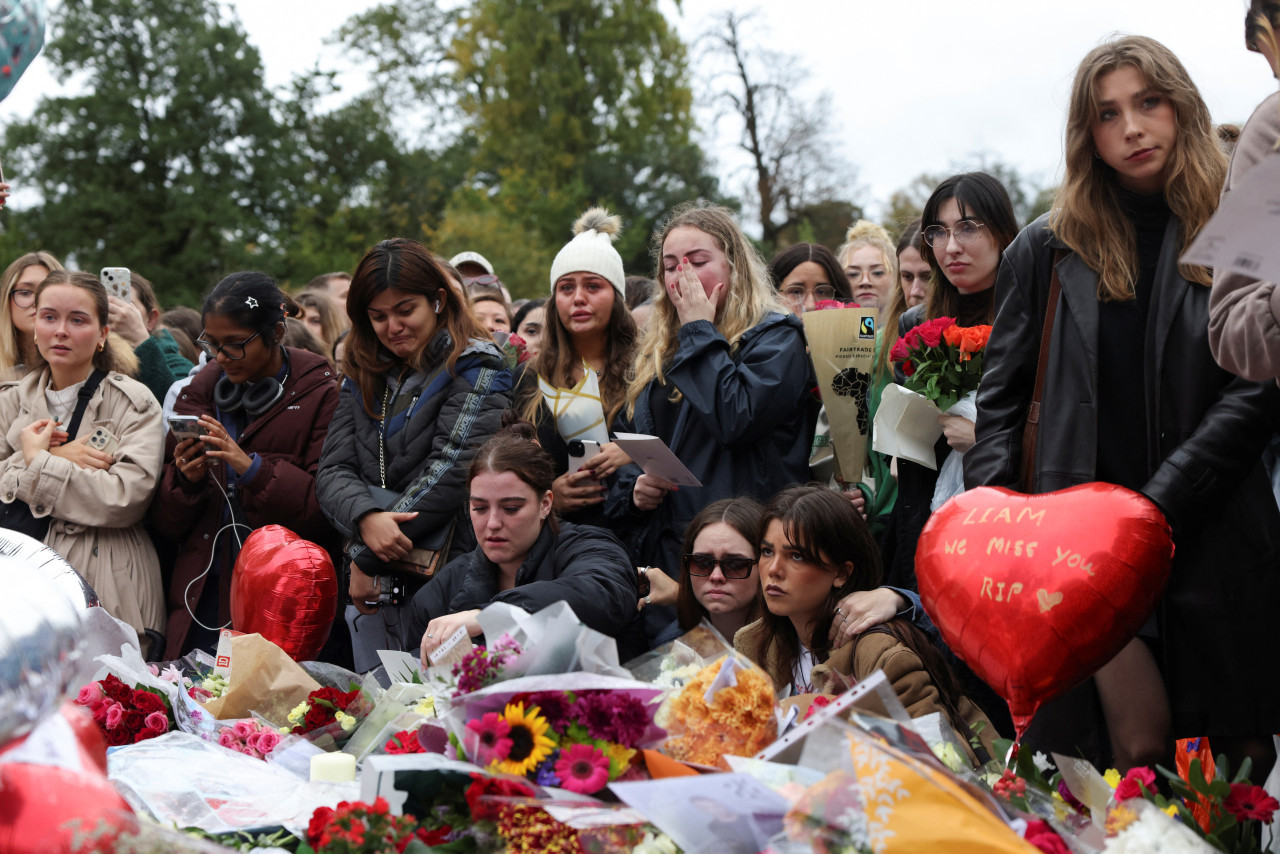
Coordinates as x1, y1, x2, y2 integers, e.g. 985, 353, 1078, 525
0, 367, 165, 646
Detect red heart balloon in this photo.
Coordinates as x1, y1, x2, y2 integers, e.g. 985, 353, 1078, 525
230, 525, 338, 661
917, 484, 1174, 741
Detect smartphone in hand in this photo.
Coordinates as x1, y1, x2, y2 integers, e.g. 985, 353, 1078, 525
100, 267, 131, 301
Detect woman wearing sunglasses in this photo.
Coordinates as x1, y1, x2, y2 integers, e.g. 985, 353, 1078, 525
151, 272, 341, 658
0, 251, 65, 381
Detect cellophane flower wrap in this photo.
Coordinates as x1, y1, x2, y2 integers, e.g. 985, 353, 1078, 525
656, 653, 778, 770
888, 316, 992, 412
445, 672, 666, 795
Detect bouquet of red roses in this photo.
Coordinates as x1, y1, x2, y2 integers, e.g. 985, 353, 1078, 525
888, 315, 993, 411
286, 685, 367, 737
74, 673, 173, 746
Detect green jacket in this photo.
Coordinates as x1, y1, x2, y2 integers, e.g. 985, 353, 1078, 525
134, 329, 193, 404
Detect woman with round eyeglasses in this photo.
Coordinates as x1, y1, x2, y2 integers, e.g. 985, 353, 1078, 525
879, 173, 1019, 594
767, 243, 852, 316
836, 220, 897, 313
0, 251, 65, 381
151, 272, 340, 658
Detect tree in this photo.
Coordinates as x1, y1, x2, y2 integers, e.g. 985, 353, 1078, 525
703, 11, 857, 255
448, 0, 722, 278
1, 0, 292, 306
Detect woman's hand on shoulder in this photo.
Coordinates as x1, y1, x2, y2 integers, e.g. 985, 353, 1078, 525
667, 257, 723, 327
632, 473, 678, 512
358, 510, 418, 562
828, 587, 909, 650
552, 468, 606, 513
938, 415, 976, 453
419, 609, 483, 668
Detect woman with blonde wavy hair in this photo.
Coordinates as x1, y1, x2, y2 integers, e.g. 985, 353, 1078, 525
836, 220, 898, 313
967, 35, 1280, 776
607, 202, 816, 640
0, 251, 65, 380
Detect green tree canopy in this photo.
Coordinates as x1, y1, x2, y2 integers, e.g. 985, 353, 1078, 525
2, 0, 290, 306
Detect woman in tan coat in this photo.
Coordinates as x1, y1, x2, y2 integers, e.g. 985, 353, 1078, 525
0, 271, 165, 652
733, 485, 996, 762
1208, 2, 1280, 380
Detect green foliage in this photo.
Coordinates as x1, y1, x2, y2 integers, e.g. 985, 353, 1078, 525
2, 0, 289, 307
451, 0, 723, 276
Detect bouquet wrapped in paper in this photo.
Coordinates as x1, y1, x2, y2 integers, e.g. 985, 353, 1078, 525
804, 304, 879, 484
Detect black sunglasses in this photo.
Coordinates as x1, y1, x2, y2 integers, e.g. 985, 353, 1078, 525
682, 553, 757, 579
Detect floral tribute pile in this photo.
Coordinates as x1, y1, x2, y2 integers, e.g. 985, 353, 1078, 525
888, 315, 992, 410
74, 673, 174, 746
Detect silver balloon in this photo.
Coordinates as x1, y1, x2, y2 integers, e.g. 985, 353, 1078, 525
0, 530, 85, 749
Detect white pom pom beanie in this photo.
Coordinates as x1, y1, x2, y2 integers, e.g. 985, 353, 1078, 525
549, 207, 625, 297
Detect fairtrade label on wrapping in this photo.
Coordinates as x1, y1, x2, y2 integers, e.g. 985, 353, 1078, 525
803, 308, 879, 482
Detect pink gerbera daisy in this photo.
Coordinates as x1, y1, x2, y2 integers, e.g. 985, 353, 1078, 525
464, 712, 513, 766
554, 744, 610, 794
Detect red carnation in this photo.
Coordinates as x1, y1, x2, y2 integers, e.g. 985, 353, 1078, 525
1114, 766, 1156, 802
1224, 783, 1279, 824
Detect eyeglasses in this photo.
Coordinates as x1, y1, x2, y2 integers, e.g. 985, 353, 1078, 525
921, 220, 987, 248
9, 288, 35, 309
683, 553, 757, 579
781, 285, 837, 305
196, 330, 261, 361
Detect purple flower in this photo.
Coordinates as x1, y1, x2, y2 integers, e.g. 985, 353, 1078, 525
534, 751, 562, 787
572, 692, 651, 745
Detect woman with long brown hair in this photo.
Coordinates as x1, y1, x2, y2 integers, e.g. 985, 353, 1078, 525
515, 208, 637, 527
316, 238, 513, 671
967, 35, 1280, 775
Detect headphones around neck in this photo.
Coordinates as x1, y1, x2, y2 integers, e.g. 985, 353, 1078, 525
212, 347, 289, 418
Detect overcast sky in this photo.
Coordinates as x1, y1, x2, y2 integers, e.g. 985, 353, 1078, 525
1, 0, 1274, 223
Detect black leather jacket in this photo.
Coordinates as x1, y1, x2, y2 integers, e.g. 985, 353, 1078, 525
966, 213, 1280, 735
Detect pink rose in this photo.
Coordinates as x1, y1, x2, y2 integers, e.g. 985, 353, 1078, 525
76, 682, 106, 709
240, 746, 258, 757
144, 711, 168, 733
104, 703, 124, 729
232, 720, 256, 740
218, 730, 238, 749
254, 730, 281, 754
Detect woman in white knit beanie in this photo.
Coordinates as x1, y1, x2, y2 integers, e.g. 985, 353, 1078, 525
514, 208, 638, 524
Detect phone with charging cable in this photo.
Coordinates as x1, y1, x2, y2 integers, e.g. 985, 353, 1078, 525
567, 438, 602, 473
100, 267, 132, 301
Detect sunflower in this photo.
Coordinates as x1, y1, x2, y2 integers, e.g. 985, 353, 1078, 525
494, 702, 556, 776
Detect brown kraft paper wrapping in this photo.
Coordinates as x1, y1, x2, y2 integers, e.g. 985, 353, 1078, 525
803, 306, 879, 482
202, 633, 322, 723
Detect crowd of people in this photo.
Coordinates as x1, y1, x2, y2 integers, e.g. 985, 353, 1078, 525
2, 13, 1280, 779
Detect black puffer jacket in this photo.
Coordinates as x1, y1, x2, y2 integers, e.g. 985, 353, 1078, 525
316, 334, 513, 572
406, 521, 645, 662
966, 213, 1280, 737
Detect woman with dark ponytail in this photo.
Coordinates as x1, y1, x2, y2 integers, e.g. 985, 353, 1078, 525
151, 272, 341, 658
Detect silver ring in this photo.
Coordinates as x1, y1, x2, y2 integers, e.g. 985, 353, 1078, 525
178, 458, 185, 464
644, 595, 652, 606
639, 566, 648, 576
427, 632, 434, 638
835, 607, 843, 616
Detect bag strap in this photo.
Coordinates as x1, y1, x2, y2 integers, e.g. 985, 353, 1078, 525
65, 369, 108, 439
1020, 250, 1065, 493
